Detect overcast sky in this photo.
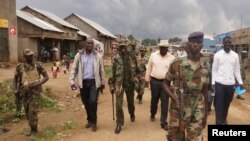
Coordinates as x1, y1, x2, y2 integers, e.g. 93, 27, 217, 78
17, 0, 250, 40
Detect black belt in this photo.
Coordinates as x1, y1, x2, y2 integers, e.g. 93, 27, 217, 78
151, 77, 164, 81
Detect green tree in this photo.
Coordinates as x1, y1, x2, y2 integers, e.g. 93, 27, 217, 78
169, 37, 182, 43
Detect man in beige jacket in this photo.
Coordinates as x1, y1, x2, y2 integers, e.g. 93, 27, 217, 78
69, 38, 105, 132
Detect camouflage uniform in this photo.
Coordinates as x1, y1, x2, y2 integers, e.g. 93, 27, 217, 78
15, 61, 46, 130
108, 51, 138, 126
165, 56, 209, 141
135, 48, 148, 102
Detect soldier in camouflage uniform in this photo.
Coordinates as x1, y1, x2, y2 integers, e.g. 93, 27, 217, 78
162, 32, 209, 141
135, 46, 148, 104
129, 41, 139, 59
13, 49, 49, 137
108, 43, 138, 134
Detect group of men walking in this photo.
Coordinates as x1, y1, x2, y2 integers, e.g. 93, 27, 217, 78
12, 31, 245, 140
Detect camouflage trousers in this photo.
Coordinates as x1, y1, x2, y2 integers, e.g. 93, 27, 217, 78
21, 88, 40, 129
116, 88, 135, 125
167, 95, 205, 141
135, 77, 145, 96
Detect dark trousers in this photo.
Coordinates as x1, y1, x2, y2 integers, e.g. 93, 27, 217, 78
116, 89, 135, 125
150, 77, 169, 124
214, 82, 235, 125
80, 79, 99, 125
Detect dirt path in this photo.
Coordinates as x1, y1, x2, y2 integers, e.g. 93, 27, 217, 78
0, 63, 250, 141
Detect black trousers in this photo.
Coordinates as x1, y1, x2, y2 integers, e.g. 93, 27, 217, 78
214, 82, 235, 125
150, 77, 169, 124
80, 79, 99, 125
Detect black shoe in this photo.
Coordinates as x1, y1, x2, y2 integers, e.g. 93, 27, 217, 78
136, 95, 139, 99
85, 123, 92, 128
91, 125, 97, 132
114, 124, 122, 134
130, 115, 135, 122
150, 115, 155, 122
161, 123, 168, 131
139, 99, 142, 104
236, 95, 244, 100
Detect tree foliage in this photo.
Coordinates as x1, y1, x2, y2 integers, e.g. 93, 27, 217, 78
168, 37, 182, 43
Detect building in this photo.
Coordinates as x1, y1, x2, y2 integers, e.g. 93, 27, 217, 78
20, 6, 86, 61
231, 27, 250, 57
65, 13, 116, 55
0, 0, 18, 62
203, 38, 216, 53
17, 10, 65, 61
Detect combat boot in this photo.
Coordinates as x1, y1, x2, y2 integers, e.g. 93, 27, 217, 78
114, 124, 122, 134
130, 114, 135, 122
26, 126, 37, 137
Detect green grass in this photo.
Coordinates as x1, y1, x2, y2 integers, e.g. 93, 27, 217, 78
0, 80, 60, 127
63, 120, 78, 130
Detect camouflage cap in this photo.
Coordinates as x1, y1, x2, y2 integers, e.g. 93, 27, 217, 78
139, 46, 146, 51
23, 48, 34, 56
129, 41, 137, 46
118, 41, 128, 47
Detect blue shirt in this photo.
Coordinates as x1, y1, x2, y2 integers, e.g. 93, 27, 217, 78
82, 51, 95, 79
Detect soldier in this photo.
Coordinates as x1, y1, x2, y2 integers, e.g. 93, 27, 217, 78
162, 32, 209, 140
13, 49, 49, 137
129, 41, 139, 59
108, 42, 138, 134
135, 46, 148, 104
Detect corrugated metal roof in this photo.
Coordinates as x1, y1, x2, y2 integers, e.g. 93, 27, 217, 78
17, 10, 64, 33
73, 13, 116, 39
25, 6, 78, 30
77, 30, 91, 38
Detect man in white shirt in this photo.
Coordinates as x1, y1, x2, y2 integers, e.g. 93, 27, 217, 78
145, 40, 175, 130
212, 36, 244, 125
176, 47, 187, 58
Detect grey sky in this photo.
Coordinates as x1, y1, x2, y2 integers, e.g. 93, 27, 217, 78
17, 0, 250, 40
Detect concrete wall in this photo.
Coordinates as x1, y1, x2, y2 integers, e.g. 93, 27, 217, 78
0, 0, 18, 62
18, 37, 37, 62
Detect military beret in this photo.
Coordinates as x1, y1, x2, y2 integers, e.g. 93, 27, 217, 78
23, 48, 34, 56
188, 31, 204, 41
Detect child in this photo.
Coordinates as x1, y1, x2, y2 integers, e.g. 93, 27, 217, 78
51, 63, 58, 78
55, 59, 61, 72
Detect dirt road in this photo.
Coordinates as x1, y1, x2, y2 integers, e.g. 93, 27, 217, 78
0, 63, 250, 141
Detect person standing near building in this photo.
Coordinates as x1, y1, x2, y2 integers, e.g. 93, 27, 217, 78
212, 36, 244, 125
108, 42, 138, 134
69, 38, 105, 132
176, 46, 187, 58
236, 51, 248, 100
135, 46, 148, 104
162, 32, 209, 140
13, 49, 49, 137
145, 40, 175, 130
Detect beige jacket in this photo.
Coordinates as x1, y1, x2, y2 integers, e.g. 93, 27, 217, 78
69, 49, 105, 89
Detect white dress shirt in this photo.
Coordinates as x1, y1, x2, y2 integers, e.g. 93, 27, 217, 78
212, 49, 243, 85
145, 51, 175, 81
